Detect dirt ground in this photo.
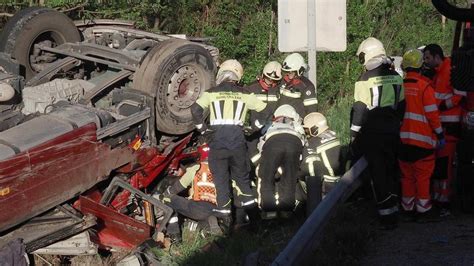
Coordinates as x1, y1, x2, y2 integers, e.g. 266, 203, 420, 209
361, 212, 474, 266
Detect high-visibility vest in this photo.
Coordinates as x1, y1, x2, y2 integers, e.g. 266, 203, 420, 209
433, 58, 466, 123
192, 162, 217, 205
400, 72, 443, 149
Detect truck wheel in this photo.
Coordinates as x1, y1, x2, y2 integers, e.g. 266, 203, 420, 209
133, 39, 216, 135
0, 7, 81, 81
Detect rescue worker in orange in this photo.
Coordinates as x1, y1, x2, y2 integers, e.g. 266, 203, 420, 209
162, 144, 222, 242
423, 44, 466, 215
399, 49, 445, 222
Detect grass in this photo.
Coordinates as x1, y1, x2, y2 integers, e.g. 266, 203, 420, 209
153, 216, 304, 265
325, 95, 353, 145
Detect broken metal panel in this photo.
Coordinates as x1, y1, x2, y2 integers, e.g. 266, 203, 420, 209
78, 196, 151, 249
0, 123, 135, 231
34, 231, 98, 256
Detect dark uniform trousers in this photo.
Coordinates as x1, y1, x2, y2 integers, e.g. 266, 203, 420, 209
258, 134, 303, 211
209, 146, 255, 214
167, 195, 215, 222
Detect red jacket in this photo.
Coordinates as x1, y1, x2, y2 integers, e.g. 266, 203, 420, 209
400, 72, 443, 149
432, 57, 466, 123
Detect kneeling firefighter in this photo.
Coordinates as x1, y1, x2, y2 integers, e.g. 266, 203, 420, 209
299, 112, 345, 215
257, 105, 305, 211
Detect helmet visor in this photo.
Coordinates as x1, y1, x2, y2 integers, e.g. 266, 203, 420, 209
304, 125, 319, 137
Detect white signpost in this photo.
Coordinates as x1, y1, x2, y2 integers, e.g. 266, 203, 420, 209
278, 0, 347, 101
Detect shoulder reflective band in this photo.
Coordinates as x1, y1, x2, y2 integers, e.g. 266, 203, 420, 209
316, 140, 341, 154
424, 104, 437, 112
435, 92, 453, 100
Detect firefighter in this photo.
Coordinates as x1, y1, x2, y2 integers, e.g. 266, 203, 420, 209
162, 144, 222, 242
246, 61, 283, 165
423, 44, 466, 215
351, 37, 405, 229
257, 104, 305, 211
300, 112, 344, 215
190, 59, 266, 231
398, 49, 445, 222
278, 53, 318, 118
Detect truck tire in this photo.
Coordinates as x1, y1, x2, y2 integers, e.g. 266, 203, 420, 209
0, 7, 81, 81
134, 39, 216, 135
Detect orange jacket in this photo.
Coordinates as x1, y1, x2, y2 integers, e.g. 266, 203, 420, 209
432, 57, 466, 123
400, 72, 443, 149
192, 162, 217, 205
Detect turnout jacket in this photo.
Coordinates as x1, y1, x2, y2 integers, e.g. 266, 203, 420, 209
278, 75, 318, 118
245, 79, 280, 129
300, 130, 344, 180
191, 82, 266, 150
350, 64, 405, 138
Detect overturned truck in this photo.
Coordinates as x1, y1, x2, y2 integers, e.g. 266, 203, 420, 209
0, 7, 216, 258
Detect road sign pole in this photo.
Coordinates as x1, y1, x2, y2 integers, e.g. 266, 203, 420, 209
307, 0, 317, 104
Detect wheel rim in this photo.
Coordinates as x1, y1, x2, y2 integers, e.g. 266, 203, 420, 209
167, 64, 205, 118
27, 31, 66, 74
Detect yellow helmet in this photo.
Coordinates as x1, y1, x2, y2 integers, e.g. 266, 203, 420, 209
303, 112, 328, 137
262, 61, 282, 81
357, 37, 386, 66
402, 49, 423, 69
217, 59, 244, 83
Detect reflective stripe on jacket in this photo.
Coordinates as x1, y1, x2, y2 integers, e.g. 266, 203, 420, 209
400, 72, 442, 149
433, 58, 465, 123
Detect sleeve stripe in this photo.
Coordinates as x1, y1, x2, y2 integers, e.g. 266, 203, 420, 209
303, 98, 318, 105
350, 124, 361, 132
424, 104, 437, 112
454, 89, 467, 96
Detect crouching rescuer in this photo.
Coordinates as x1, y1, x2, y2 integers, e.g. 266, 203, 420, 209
257, 105, 305, 211
190, 59, 266, 231
161, 144, 222, 242
300, 112, 344, 215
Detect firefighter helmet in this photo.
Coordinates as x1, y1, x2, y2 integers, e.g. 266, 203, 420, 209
356, 37, 386, 65
402, 49, 423, 69
262, 61, 282, 81
217, 59, 244, 83
274, 104, 301, 122
282, 53, 307, 76
303, 112, 328, 137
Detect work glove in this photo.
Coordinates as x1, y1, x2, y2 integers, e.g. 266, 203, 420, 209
195, 123, 208, 134
438, 101, 448, 111
260, 123, 272, 135
436, 132, 445, 150
437, 138, 446, 150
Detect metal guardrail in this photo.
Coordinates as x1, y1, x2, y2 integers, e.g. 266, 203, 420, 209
272, 157, 368, 266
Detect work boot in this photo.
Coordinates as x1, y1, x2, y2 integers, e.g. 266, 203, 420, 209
416, 208, 441, 223
400, 210, 416, 223
261, 211, 277, 220
207, 216, 223, 236
217, 215, 233, 235
379, 213, 398, 230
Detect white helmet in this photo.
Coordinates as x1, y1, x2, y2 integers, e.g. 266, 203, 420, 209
356, 37, 386, 66
282, 53, 307, 76
303, 112, 328, 137
262, 61, 282, 81
216, 59, 244, 84
274, 104, 300, 122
